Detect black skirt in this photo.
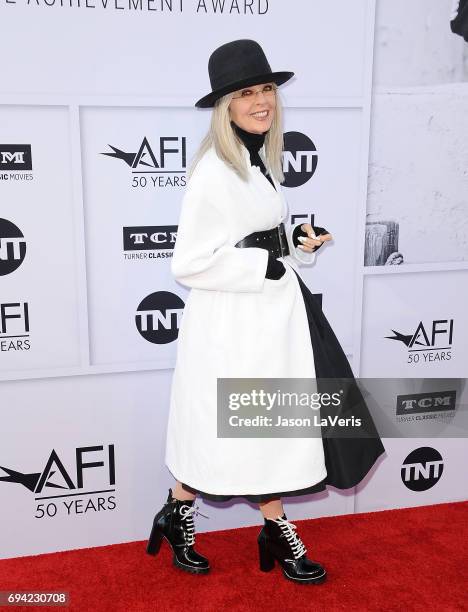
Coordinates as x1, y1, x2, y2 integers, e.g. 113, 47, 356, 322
181, 268, 386, 503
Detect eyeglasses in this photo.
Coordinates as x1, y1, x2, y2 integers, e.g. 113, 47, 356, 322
231, 84, 277, 101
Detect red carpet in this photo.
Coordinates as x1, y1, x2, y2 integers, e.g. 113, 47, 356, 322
0, 501, 467, 611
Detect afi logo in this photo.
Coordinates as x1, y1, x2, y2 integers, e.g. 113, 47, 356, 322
282, 131, 318, 187
102, 137, 186, 171
136, 291, 184, 344
0, 445, 115, 496
386, 320, 454, 350
401, 447, 444, 491
1, 302, 29, 336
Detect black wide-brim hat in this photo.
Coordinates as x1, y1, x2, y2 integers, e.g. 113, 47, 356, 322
195, 39, 294, 108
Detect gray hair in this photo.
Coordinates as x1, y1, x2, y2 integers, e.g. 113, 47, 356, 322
188, 87, 285, 184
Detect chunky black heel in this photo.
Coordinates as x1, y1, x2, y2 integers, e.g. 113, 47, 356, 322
257, 514, 327, 584
258, 536, 275, 572
146, 488, 210, 574
146, 521, 164, 556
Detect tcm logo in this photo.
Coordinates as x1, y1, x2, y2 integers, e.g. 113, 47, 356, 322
396, 390, 456, 416
0, 145, 32, 171
102, 137, 187, 188
136, 291, 184, 344
123, 225, 177, 261
401, 447, 444, 491
282, 131, 318, 188
0, 219, 27, 275
386, 319, 454, 365
0, 445, 116, 518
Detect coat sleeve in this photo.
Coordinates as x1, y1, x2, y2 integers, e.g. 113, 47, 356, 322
171, 170, 269, 292
285, 222, 318, 265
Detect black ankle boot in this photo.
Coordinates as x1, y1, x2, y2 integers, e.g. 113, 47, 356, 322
146, 488, 210, 574
257, 513, 327, 584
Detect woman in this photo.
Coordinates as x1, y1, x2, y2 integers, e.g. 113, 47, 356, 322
146, 39, 385, 584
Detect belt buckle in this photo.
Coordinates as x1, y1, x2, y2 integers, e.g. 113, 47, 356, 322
277, 223, 286, 258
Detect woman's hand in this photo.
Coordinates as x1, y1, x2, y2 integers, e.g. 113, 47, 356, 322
297, 223, 333, 253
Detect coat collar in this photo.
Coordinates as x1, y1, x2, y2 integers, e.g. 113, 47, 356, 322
240, 143, 276, 191
206, 144, 286, 219
239, 144, 286, 219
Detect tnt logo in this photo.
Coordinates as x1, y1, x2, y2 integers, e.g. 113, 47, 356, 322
0, 219, 27, 275
0, 145, 32, 170
135, 291, 184, 344
401, 447, 444, 491
282, 132, 318, 188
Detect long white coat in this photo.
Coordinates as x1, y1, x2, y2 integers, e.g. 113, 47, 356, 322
165, 143, 327, 496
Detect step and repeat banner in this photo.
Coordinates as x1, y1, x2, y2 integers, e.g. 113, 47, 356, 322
1, 0, 467, 559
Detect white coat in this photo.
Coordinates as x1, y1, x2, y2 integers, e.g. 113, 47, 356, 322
164, 143, 327, 496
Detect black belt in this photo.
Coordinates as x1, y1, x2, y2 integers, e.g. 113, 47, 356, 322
234, 222, 290, 258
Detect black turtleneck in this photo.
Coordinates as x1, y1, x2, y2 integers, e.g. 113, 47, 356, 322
231, 121, 276, 190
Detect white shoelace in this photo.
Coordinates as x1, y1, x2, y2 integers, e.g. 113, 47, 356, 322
274, 516, 307, 559
179, 504, 209, 546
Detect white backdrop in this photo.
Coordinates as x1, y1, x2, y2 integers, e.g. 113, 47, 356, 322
1, 0, 467, 559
